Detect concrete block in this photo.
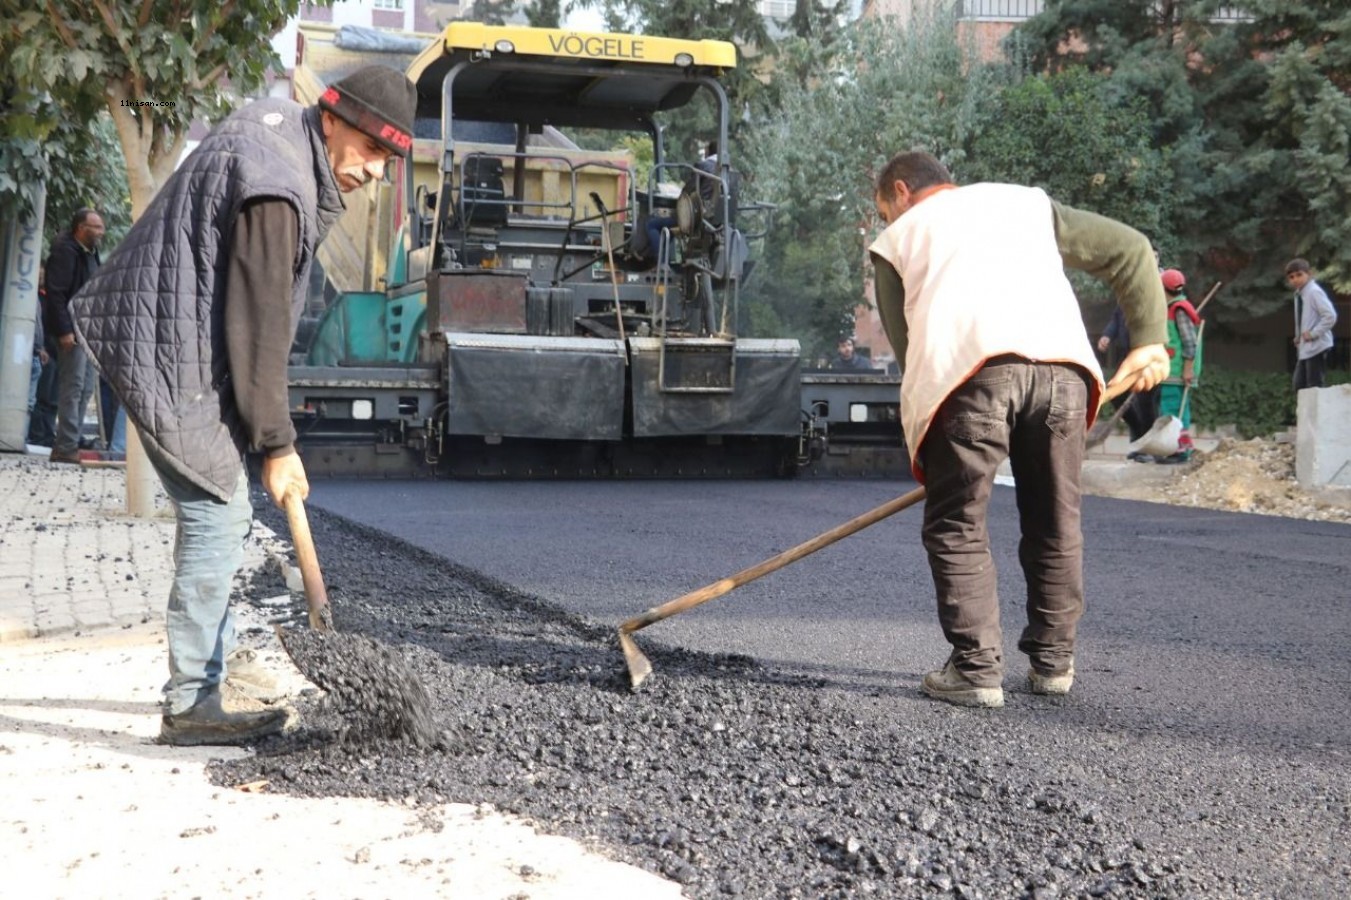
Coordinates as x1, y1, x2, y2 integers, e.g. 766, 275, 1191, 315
1296, 384, 1351, 488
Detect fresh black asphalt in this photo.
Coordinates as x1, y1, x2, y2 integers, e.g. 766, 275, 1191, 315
215, 477, 1351, 897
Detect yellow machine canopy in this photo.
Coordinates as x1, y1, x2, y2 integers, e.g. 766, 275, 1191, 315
406, 23, 739, 128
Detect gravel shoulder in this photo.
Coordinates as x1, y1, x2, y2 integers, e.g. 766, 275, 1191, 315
1084, 437, 1351, 523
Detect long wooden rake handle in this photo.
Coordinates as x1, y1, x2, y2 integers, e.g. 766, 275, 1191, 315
619, 485, 927, 636
283, 486, 331, 631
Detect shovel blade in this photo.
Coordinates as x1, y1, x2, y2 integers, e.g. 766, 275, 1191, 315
618, 630, 653, 690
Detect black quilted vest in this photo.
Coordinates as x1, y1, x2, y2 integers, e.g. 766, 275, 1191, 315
72, 100, 345, 500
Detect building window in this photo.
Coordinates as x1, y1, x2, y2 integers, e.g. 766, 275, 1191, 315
955, 0, 1043, 20
374, 0, 404, 9
759, 0, 795, 19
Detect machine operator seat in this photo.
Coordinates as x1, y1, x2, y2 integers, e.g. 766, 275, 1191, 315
459, 156, 508, 228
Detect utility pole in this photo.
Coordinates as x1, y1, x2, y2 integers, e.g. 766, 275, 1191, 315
0, 185, 46, 452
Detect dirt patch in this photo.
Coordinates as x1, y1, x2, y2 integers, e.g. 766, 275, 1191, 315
1092, 438, 1351, 523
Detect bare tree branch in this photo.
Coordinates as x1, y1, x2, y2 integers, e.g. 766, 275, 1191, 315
44, 0, 79, 49
197, 0, 237, 50
194, 62, 228, 93
91, 0, 142, 80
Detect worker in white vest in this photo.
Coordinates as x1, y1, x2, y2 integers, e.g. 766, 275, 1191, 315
869, 151, 1169, 709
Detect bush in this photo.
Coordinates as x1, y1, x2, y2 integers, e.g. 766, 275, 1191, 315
1191, 365, 1350, 438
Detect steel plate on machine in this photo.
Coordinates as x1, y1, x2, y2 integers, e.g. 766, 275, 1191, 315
442, 332, 626, 440
628, 337, 801, 438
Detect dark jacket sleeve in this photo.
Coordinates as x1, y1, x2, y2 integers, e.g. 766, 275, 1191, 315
43, 237, 78, 337
224, 198, 300, 458
1102, 307, 1125, 344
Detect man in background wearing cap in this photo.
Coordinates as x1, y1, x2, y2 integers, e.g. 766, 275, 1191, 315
70, 66, 417, 746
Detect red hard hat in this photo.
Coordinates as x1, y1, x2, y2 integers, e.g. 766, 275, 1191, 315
1161, 269, 1186, 292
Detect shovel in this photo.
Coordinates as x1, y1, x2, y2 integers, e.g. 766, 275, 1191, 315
1085, 392, 1135, 450
281, 486, 333, 631
1128, 381, 1193, 459
273, 486, 440, 746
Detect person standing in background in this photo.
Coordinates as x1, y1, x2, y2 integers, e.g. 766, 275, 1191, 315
27, 265, 59, 447
1096, 306, 1159, 458
1156, 269, 1202, 464
1286, 259, 1338, 391
45, 208, 104, 463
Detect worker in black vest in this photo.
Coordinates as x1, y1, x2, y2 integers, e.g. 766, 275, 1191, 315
72, 67, 417, 746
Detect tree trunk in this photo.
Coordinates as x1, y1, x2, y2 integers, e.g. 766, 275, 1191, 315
103, 77, 188, 516
105, 79, 188, 220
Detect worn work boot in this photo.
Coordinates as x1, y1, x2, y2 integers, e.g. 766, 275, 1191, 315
159, 687, 287, 747
920, 661, 1004, 709
1027, 663, 1075, 696
224, 647, 283, 703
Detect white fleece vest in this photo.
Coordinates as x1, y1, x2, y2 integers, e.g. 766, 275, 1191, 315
869, 183, 1104, 479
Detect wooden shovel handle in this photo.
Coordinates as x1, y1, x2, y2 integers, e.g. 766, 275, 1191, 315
620, 485, 927, 635
283, 486, 330, 630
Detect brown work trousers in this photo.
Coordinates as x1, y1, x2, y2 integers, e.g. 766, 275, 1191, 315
918, 357, 1090, 687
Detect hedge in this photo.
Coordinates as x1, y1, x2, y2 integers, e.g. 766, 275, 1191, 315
1189, 365, 1350, 439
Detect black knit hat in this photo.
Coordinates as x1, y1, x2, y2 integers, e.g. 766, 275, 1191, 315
318, 65, 416, 156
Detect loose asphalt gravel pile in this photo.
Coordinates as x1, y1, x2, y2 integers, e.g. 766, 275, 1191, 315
274, 625, 445, 748
212, 505, 1344, 898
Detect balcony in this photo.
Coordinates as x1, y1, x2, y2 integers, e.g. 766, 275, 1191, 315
954, 0, 1042, 20
955, 1, 1253, 23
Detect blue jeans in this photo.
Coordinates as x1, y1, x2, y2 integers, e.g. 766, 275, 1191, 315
27, 355, 41, 416
144, 444, 252, 715
27, 352, 59, 445
109, 407, 127, 454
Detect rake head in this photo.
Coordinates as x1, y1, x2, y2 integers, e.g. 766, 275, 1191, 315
618, 628, 653, 691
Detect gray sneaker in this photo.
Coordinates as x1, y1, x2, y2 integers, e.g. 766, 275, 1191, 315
920, 660, 1004, 709
159, 688, 287, 747
1027, 664, 1075, 695
225, 647, 283, 703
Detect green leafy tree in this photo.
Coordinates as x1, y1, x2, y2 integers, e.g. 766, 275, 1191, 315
585, 0, 776, 157
963, 66, 1176, 306
1, 0, 321, 220
1013, 0, 1351, 315
468, 0, 519, 26
525, 0, 562, 28
740, 11, 1004, 356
